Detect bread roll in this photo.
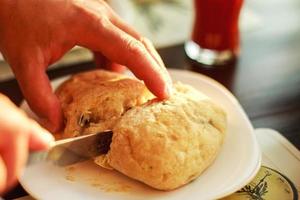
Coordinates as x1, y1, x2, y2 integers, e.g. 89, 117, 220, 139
56, 70, 154, 138
106, 82, 226, 190
57, 70, 226, 190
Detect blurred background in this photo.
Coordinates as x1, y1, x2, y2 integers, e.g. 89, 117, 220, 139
0, 0, 261, 80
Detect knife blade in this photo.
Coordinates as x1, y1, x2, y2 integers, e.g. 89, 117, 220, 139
27, 130, 113, 167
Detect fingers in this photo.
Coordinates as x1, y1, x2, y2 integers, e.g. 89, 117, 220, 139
108, 62, 127, 73
0, 157, 6, 194
28, 119, 54, 150
93, 51, 107, 68
77, 17, 172, 99
93, 51, 126, 73
140, 37, 166, 71
104, 4, 141, 39
0, 130, 28, 192
107, 9, 165, 67
0, 94, 54, 194
0, 126, 53, 194
11, 59, 63, 132
104, 6, 172, 85
139, 38, 173, 91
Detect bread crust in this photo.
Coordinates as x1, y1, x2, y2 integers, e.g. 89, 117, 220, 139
107, 83, 226, 190
56, 70, 153, 138
56, 71, 227, 190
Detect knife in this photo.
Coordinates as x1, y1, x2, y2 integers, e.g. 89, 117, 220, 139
27, 130, 113, 167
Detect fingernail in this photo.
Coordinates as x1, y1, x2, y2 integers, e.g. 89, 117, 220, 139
40, 129, 55, 146
165, 83, 174, 97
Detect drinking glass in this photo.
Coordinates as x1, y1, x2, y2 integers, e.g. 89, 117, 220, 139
185, 0, 244, 66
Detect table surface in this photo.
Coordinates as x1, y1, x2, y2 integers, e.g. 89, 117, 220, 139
1, 0, 300, 199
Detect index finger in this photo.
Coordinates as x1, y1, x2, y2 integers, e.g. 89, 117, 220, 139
76, 17, 172, 99
107, 7, 166, 69
102, 5, 171, 83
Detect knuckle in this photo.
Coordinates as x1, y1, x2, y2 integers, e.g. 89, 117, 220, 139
139, 36, 149, 44
125, 39, 146, 57
97, 16, 111, 29
88, 15, 111, 34
73, 1, 110, 30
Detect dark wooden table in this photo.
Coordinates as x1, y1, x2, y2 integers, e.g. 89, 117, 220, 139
1, 0, 300, 199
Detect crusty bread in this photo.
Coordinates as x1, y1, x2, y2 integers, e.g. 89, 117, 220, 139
56, 70, 227, 190
55, 70, 154, 138
106, 82, 226, 190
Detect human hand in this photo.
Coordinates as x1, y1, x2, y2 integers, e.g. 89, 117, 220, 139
0, 0, 172, 132
0, 94, 54, 194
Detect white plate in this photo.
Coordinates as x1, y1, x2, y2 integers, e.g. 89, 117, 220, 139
20, 69, 261, 200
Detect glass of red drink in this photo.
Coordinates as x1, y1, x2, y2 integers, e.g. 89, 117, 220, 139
185, 0, 244, 66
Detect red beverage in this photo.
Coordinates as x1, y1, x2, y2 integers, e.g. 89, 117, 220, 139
185, 0, 244, 65
193, 0, 243, 53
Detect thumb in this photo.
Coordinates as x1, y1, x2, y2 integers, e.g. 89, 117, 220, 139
28, 119, 55, 150
11, 58, 63, 133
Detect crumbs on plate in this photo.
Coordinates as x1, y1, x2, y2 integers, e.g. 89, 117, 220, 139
64, 164, 132, 193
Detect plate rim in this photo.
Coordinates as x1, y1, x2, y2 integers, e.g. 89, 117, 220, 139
19, 69, 261, 199
168, 69, 262, 199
